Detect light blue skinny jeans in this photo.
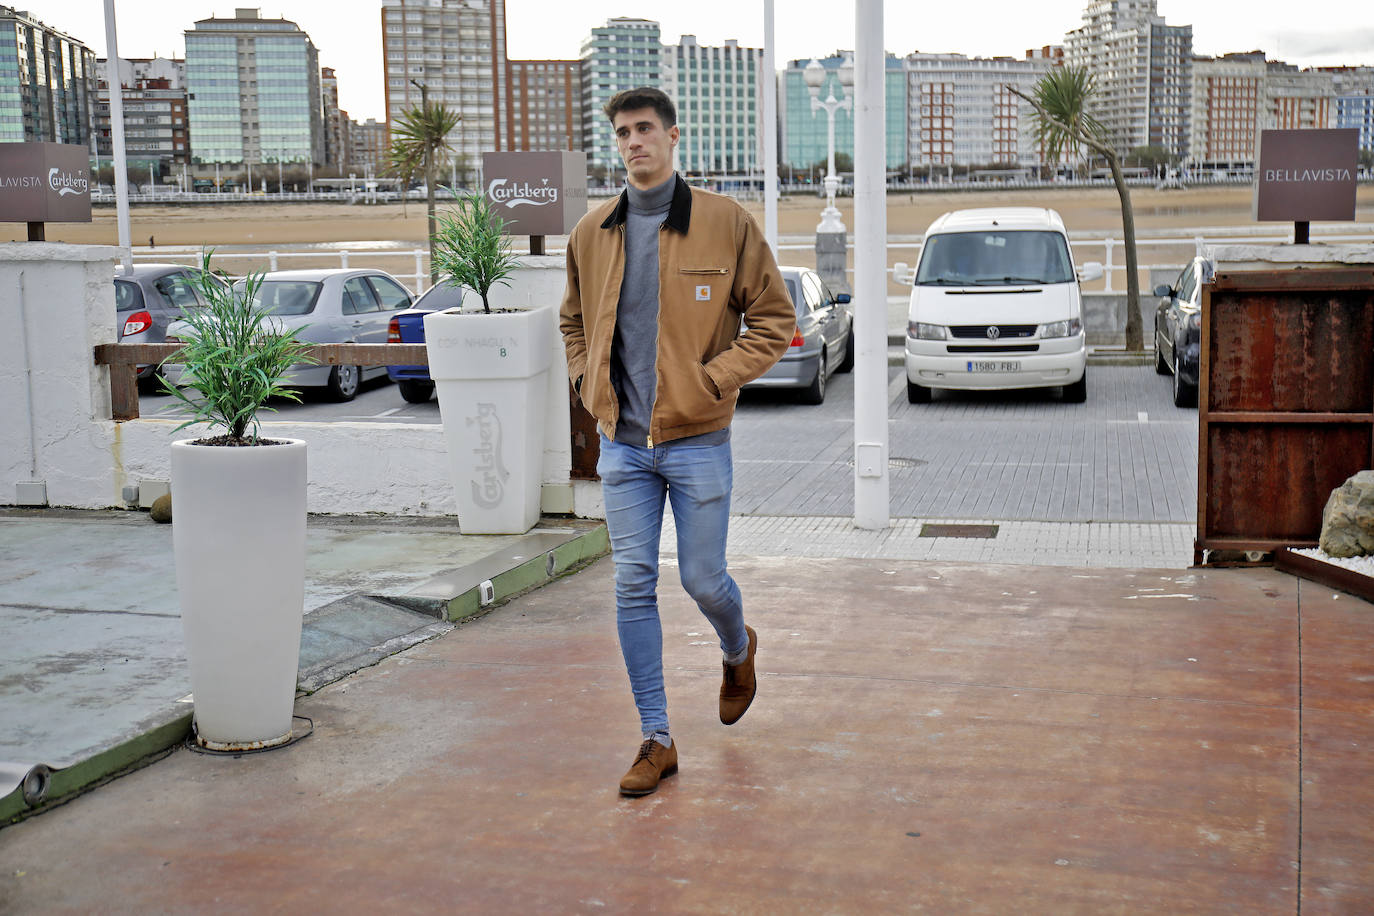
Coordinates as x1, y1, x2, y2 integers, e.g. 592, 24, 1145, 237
597, 432, 748, 738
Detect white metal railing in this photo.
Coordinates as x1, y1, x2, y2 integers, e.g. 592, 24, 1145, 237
129, 226, 1374, 296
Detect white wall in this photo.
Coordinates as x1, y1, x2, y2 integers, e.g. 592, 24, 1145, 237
1, 244, 599, 519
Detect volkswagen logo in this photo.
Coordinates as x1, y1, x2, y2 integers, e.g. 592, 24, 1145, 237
986, 326, 1001, 340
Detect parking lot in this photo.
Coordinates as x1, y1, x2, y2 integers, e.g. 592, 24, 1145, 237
139, 362, 1197, 527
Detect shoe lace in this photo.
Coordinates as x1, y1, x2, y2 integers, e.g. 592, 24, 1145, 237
634, 739, 659, 764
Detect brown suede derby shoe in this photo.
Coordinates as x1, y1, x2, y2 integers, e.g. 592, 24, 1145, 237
719, 624, 758, 725
619, 739, 678, 797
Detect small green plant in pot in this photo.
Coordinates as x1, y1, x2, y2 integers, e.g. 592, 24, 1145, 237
162, 251, 319, 752
429, 191, 522, 313
160, 251, 315, 445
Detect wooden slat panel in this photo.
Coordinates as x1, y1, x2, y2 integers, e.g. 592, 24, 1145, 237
94, 343, 431, 367
1205, 423, 1369, 541
1206, 412, 1374, 424
1213, 268, 1374, 292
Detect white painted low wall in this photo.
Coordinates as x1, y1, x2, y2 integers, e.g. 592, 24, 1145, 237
1, 243, 605, 519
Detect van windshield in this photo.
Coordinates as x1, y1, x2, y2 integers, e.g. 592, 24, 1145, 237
916, 230, 1074, 286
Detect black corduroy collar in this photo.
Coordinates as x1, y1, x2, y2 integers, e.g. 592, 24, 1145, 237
600, 173, 693, 233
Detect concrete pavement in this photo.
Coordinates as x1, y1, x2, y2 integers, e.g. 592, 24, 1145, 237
2, 512, 1372, 911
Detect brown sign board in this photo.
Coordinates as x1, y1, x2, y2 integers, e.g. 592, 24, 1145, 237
481, 150, 587, 236
0, 142, 93, 223
1253, 128, 1358, 222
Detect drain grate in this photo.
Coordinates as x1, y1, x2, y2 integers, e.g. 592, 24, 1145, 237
847, 456, 927, 470
919, 523, 1000, 539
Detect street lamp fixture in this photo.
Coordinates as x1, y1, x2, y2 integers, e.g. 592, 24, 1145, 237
805, 54, 854, 233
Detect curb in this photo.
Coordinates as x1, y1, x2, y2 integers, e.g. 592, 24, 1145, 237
1, 522, 611, 829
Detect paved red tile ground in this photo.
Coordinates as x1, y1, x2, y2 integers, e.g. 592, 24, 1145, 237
1, 557, 1369, 913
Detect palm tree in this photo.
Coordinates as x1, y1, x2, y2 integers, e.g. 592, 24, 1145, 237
1011, 67, 1143, 351
388, 97, 462, 285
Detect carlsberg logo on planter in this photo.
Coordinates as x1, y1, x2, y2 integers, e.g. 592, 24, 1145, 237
468, 403, 509, 509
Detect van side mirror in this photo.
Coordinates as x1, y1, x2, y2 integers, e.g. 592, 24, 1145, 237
1076, 261, 1104, 283
835, 293, 851, 304
1153, 284, 1173, 297
891, 262, 915, 285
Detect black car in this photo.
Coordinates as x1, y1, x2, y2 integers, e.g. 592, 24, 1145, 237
1153, 256, 1213, 408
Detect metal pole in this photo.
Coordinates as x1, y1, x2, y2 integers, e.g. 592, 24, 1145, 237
852, 0, 888, 530
762, 0, 778, 254
102, 0, 132, 272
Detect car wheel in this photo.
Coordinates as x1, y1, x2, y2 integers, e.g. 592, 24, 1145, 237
327, 364, 360, 402
1173, 363, 1197, 408
836, 327, 855, 372
1155, 344, 1170, 375
1063, 369, 1087, 403
398, 379, 434, 403
800, 349, 827, 405
906, 378, 931, 403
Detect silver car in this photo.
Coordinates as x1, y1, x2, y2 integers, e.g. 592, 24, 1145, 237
742, 266, 854, 404
166, 268, 415, 401
115, 263, 227, 380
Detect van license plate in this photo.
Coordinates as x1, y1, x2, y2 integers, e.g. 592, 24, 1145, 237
967, 361, 1021, 373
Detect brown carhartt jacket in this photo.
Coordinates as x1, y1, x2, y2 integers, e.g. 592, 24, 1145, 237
559, 175, 794, 446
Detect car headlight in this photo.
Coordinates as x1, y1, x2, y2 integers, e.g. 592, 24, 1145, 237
908, 322, 947, 340
1185, 311, 1201, 331
1041, 318, 1082, 339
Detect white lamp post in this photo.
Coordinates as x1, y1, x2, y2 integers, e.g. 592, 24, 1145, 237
804, 55, 853, 233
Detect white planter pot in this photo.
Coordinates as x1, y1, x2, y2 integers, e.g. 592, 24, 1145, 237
171, 438, 307, 751
424, 306, 554, 534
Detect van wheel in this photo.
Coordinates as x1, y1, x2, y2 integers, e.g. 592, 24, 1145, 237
1063, 370, 1087, 403
906, 379, 931, 403
801, 349, 827, 404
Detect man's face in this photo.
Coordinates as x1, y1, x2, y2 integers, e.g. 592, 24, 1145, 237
612, 107, 679, 190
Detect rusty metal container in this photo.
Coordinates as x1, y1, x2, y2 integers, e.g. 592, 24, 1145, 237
1196, 245, 1374, 561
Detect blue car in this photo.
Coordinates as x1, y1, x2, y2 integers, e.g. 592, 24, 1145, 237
386, 281, 468, 403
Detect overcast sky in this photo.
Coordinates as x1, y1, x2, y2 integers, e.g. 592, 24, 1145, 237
35, 1, 1374, 121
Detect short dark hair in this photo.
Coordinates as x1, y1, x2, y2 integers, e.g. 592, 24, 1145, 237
603, 87, 677, 129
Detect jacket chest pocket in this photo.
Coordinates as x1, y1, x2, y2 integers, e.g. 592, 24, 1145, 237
680, 267, 730, 305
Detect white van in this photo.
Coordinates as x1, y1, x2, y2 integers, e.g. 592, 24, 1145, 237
903, 207, 1102, 404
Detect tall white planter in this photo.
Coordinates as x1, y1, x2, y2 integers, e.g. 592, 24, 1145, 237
172, 438, 307, 751
424, 306, 554, 534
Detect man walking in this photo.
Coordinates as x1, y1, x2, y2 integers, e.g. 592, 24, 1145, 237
560, 87, 794, 797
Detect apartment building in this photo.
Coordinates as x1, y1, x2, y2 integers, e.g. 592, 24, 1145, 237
1064, 0, 1191, 161
662, 35, 762, 176
321, 66, 351, 172
579, 18, 662, 178
1188, 53, 1265, 171
505, 59, 580, 151
381, 0, 508, 179
184, 9, 324, 169
350, 117, 388, 178
94, 57, 189, 177
1263, 62, 1334, 131
0, 5, 97, 145
1326, 67, 1374, 154
779, 53, 907, 177
904, 52, 1051, 169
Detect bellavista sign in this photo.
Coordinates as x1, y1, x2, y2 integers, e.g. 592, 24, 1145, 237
481, 150, 587, 236
0, 142, 93, 224
1253, 128, 1358, 223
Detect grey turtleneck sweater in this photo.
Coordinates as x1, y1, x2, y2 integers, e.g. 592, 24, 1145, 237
610, 175, 675, 446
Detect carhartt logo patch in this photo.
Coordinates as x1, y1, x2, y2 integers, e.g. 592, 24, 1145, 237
695, 285, 711, 301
